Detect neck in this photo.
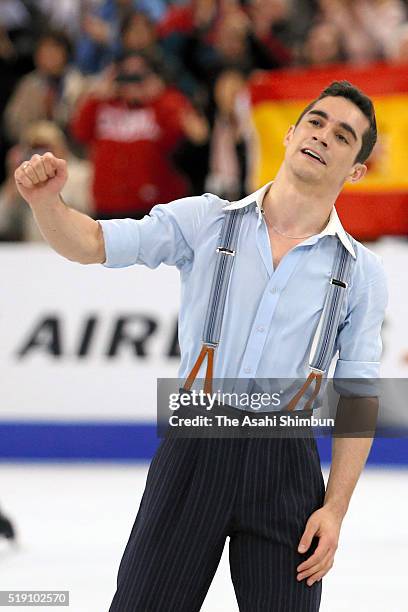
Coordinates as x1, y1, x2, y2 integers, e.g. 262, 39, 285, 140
262, 164, 340, 237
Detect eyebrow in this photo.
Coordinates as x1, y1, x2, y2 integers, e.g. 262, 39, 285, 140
306, 109, 358, 142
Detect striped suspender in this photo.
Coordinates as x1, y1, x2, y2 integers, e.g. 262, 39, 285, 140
286, 239, 354, 411
310, 239, 354, 372
183, 208, 355, 408
183, 208, 249, 395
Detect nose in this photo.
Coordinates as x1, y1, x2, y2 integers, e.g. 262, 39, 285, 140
312, 135, 328, 148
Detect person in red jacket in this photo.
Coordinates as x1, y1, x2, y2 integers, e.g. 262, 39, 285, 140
71, 52, 208, 219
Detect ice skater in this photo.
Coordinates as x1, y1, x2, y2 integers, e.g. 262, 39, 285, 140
14, 80, 387, 611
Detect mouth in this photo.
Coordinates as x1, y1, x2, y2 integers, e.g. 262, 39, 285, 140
300, 148, 326, 165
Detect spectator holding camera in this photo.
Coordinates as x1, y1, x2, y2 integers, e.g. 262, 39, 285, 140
71, 52, 208, 220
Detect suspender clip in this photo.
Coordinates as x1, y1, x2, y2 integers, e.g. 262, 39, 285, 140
216, 247, 235, 256
330, 278, 348, 289
309, 366, 325, 374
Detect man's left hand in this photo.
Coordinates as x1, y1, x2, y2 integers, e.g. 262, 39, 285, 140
296, 506, 342, 586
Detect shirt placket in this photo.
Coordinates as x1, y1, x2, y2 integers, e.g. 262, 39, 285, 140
237, 217, 317, 380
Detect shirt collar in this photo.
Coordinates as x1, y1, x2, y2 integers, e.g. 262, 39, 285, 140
223, 180, 356, 259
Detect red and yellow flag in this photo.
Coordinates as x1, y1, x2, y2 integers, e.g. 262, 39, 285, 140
249, 63, 408, 239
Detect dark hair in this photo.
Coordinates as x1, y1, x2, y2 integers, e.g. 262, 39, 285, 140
115, 49, 153, 69
295, 80, 377, 164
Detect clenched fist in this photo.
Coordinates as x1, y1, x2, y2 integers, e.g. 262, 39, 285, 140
14, 152, 68, 207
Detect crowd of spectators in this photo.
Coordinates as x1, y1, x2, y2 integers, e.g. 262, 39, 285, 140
1, 0, 408, 241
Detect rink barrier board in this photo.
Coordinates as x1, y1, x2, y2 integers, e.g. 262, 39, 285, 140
0, 422, 407, 465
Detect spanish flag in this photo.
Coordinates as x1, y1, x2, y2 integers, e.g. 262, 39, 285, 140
249, 63, 408, 239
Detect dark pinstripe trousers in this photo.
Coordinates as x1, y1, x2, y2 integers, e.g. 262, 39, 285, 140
109, 435, 325, 611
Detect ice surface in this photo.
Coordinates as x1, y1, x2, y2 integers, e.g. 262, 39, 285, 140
0, 464, 406, 612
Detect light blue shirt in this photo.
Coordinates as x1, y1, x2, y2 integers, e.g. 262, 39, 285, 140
98, 182, 388, 390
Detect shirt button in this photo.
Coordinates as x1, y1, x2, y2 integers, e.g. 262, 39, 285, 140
270, 287, 278, 294
244, 367, 252, 374
257, 326, 265, 332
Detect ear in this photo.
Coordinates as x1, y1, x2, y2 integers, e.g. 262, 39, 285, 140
283, 125, 295, 147
347, 163, 367, 184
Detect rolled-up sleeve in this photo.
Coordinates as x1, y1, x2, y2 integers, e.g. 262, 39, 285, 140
98, 194, 213, 269
333, 252, 388, 385
98, 218, 141, 268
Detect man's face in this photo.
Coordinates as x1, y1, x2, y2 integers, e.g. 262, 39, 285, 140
116, 56, 153, 104
283, 96, 371, 189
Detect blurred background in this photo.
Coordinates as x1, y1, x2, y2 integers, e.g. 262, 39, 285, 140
0, 1, 407, 610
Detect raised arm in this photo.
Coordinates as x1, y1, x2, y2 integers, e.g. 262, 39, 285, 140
14, 152, 105, 264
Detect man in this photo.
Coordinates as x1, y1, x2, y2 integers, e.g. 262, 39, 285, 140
14, 81, 387, 611
71, 51, 208, 220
